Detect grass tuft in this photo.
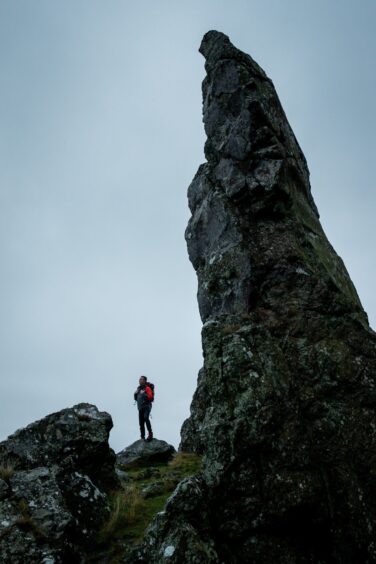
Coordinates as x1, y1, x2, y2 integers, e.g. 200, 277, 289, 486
99, 485, 145, 543
16, 499, 46, 539
0, 464, 15, 481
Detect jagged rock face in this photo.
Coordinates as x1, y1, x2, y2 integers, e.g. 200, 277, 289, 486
0, 403, 118, 563
131, 31, 376, 563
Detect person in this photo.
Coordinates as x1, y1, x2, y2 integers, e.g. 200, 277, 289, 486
134, 375, 153, 441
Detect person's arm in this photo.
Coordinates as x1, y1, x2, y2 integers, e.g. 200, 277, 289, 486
145, 385, 153, 401
134, 386, 139, 401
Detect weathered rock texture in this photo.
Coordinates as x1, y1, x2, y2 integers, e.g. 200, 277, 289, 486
131, 31, 376, 563
117, 439, 176, 468
0, 403, 118, 563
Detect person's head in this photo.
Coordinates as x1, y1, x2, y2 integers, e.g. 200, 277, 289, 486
139, 375, 147, 386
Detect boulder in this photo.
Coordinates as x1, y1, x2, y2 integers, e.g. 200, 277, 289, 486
0, 403, 118, 562
0, 402, 118, 490
117, 439, 176, 468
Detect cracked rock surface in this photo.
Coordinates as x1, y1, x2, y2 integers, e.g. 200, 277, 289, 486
128, 31, 376, 564
0, 403, 118, 563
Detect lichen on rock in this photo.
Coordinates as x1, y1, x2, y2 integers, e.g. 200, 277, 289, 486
0, 403, 118, 562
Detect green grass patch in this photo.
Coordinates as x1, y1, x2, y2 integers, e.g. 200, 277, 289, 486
98, 451, 201, 559
168, 452, 201, 474
99, 484, 145, 544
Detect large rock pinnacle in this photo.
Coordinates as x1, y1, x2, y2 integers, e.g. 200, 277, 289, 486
186, 29, 364, 326
130, 32, 376, 564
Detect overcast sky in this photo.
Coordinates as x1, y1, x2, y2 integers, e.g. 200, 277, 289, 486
1, 1, 375, 452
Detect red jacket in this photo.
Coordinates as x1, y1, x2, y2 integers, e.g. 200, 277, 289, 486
135, 385, 153, 409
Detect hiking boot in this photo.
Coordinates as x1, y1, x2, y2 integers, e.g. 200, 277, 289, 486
141, 436, 145, 441
146, 432, 153, 442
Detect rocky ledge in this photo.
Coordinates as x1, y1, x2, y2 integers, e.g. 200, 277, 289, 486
117, 439, 176, 468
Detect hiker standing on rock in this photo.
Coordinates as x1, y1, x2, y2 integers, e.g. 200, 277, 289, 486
134, 375, 154, 442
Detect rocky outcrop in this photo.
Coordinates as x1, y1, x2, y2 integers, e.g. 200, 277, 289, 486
128, 31, 376, 563
117, 439, 176, 468
0, 403, 118, 563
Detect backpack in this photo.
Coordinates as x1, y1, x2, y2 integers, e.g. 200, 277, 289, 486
147, 382, 155, 402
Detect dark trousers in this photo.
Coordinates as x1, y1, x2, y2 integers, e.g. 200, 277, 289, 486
139, 404, 152, 438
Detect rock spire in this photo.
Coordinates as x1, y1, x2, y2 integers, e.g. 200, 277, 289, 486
132, 31, 376, 563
